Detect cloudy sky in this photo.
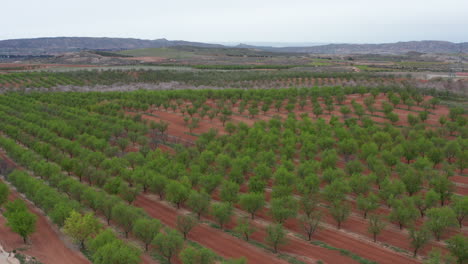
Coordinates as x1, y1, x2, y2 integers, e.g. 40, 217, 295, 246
2, 0, 467, 43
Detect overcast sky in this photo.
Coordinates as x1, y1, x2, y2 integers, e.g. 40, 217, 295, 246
2, 0, 467, 43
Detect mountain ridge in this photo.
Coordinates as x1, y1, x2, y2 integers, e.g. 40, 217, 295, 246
0, 37, 467, 55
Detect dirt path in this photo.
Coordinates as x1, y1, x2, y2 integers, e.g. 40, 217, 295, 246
134, 194, 289, 264
0, 184, 90, 264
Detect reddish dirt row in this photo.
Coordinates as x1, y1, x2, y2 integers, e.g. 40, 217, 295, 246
212, 188, 423, 264
204, 194, 358, 264
134, 194, 289, 264
0, 182, 90, 264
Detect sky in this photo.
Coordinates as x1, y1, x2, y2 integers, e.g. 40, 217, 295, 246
2, 0, 468, 44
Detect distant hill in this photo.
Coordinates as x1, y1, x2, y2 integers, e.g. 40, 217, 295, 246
0, 37, 466, 55
254, 41, 468, 54
0, 37, 224, 55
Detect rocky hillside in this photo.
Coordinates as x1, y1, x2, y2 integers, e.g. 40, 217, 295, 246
0, 37, 223, 55
0, 37, 466, 55
256, 41, 468, 54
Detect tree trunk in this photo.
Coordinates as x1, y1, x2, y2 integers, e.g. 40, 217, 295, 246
145, 243, 148, 252
373, 233, 377, 242
251, 213, 255, 220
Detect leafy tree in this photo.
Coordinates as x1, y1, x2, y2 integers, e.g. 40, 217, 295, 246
412, 190, 439, 217
187, 191, 211, 220
239, 192, 265, 220
401, 169, 423, 196
349, 173, 374, 195
98, 195, 119, 225
356, 193, 379, 219
5, 203, 37, 244
367, 214, 386, 242
299, 211, 321, 241
408, 227, 430, 257
180, 246, 216, 264
87, 229, 118, 253
220, 181, 240, 204
50, 201, 77, 227
298, 193, 320, 219
270, 196, 298, 223
133, 218, 162, 251
63, 211, 101, 249
430, 175, 455, 206
451, 196, 468, 228
111, 203, 140, 238
446, 234, 468, 264
423, 249, 456, 264
265, 224, 286, 253
211, 202, 233, 229
0, 181, 9, 208
389, 198, 418, 230
176, 214, 198, 240
234, 217, 256, 241
338, 139, 358, 161
323, 180, 350, 203
166, 180, 190, 208
329, 201, 351, 229
425, 207, 457, 241
149, 174, 168, 200
92, 240, 141, 264
153, 229, 184, 264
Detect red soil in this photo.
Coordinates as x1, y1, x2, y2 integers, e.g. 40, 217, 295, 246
134, 194, 289, 264
0, 183, 90, 264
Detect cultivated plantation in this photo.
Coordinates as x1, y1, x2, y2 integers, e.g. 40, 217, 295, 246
0, 80, 466, 264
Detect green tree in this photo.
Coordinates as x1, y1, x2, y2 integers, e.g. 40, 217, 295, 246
187, 191, 211, 220
423, 249, 456, 264
425, 207, 457, 241
389, 198, 419, 230
356, 193, 379, 219
149, 174, 168, 200
180, 246, 216, 264
111, 203, 140, 238
409, 228, 430, 257
367, 214, 386, 242
133, 218, 162, 251
451, 196, 468, 228
299, 211, 321, 241
220, 181, 240, 204
166, 180, 190, 209
412, 191, 439, 218
63, 211, 101, 249
430, 175, 455, 206
92, 240, 141, 264
0, 181, 9, 208
329, 201, 351, 229
176, 214, 198, 240
5, 205, 37, 244
446, 234, 468, 264
270, 196, 298, 223
234, 217, 256, 241
152, 229, 184, 264
239, 192, 265, 219
211, 202, 233, 229
266, 223, 286, 253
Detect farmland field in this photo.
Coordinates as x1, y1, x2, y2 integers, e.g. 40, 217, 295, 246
0, 78, 466, 264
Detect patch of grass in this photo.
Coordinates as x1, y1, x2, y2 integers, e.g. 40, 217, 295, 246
310, 240, 378, 264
